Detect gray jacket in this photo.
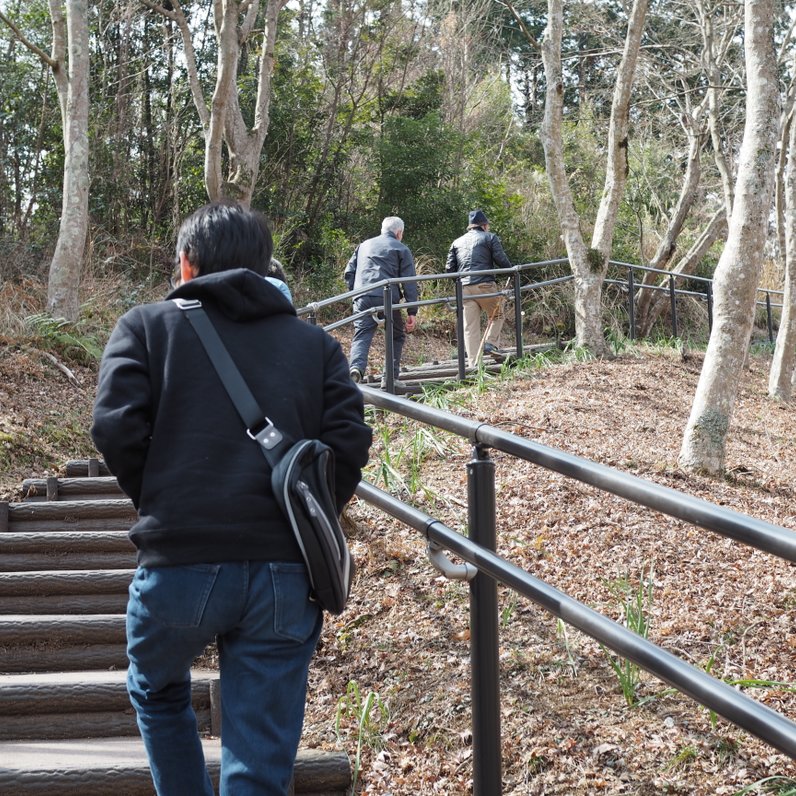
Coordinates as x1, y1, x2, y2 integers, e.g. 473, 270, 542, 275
445, 227, 512, 285
343, 231, 418, 314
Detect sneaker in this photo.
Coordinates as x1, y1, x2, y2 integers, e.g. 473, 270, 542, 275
350, 368, 362, 383
483, 342, 506, 361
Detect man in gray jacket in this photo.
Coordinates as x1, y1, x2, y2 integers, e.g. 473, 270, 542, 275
445, 209, 512, 366
344, 216, 418, 386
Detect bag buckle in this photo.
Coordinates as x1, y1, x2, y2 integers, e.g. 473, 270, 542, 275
172, 298, 203, 310
247, 418, 283, 449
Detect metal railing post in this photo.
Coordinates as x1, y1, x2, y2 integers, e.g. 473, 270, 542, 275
383, 286, 395, 392
669, 275, 678, 338
456, 279, 466, 380
627, 268, 636, 341
707, 283, 713, 332
467, 444, 502, 795
513, 273, 524, 359
766, 292, 773, 343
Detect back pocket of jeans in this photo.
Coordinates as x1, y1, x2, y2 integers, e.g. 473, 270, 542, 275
130, 564, 220, 628
271, 563, 322, 643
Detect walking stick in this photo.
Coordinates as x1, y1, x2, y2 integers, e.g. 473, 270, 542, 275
473, 277, 511, 367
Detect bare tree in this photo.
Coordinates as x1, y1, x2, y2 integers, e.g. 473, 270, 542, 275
141, 0, 285, 207
631, 3, 733, 337
768, 89, 796, 399
679, 0, 780, 473
1, 0, 89, 321
538, 0, 648, 354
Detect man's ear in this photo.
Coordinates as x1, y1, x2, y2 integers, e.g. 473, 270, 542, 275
179, 251, 199, 284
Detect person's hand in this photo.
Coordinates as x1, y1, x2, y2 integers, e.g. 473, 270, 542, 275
405, 315, 417, 333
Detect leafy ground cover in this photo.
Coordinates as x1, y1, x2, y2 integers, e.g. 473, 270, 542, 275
0, 335, 794, 795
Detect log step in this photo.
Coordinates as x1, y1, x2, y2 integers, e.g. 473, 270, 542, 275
0, 570, 133, 614
0, 670, 216, 741
65, 459, 111, 478
0, 615, 127, 673
21, 477, 125, 502
0, 500, 136, 534
0, 739, 351, 794
0, 531, 135, 572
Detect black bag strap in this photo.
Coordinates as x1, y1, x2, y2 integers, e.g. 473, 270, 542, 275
172, 298, 287, 467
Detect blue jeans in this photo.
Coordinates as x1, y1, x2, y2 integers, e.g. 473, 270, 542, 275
126, 562, 322, 796
349, 295, 405, 378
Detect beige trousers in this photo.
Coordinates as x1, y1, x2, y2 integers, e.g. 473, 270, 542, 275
462, 282, 505, 364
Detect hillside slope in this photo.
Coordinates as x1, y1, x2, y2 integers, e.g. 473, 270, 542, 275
1, 341, 794, 793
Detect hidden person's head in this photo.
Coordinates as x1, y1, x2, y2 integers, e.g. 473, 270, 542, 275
176, 202, 274, 278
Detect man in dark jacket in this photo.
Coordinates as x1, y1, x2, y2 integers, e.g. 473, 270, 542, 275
343, 216, 418, 387
92, 202, 372, 796
445, 209, 512, 366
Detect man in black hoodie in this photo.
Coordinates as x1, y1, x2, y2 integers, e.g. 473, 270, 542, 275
92, 203, 372, 796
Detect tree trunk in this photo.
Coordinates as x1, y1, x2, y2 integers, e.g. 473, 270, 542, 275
540, 0, 647, 354
590, 0, 648, 262
769, 93, 796, 399
46, 0, 89, 322
635, 127, 704, 336
679, 0, 779, 474
144, 0, 284, 209
540, 0, 595, 346
636, 209, 727, 338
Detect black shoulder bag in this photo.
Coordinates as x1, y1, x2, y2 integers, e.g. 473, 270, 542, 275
173, 298, 353, 615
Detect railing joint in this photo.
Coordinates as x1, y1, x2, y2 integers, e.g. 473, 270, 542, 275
427, 541, 478, 581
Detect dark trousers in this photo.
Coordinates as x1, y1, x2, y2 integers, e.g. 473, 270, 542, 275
348, 295, 406, 378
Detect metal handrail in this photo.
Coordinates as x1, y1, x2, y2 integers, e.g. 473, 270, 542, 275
298, 257, 784, 321
354, 385, 796, 792
297, 259, 786, 373
356, 479, 796, 761
360, 387, 796, 562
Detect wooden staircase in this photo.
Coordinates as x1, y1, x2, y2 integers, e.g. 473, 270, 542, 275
0, 460, 350, 795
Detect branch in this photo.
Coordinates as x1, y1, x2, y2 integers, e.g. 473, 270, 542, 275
0, 10, 57, 68
239, 0, 259, 42
495, 0, 540, 52
142, 0, 209, 130
38, 351, 80, 387
139, 0, 177, 22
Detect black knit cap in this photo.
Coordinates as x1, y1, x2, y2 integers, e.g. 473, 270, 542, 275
468, 209, 489, 226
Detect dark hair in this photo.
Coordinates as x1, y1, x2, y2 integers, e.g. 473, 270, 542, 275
267, 257, 288, 283
175, 202, 273, 276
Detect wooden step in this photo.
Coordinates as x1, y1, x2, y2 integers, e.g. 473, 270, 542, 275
64, 459, 111, 478
0, 570, 133, 614
21, 477, 125, 502
0, 738, 351, 794
0, 531, 135, 572
0, 500, 136, 534
0, 615, 127, 673
0, 670, 217, 741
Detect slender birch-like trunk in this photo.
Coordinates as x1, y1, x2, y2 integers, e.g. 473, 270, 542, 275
540, 0, 647, 354
679, 0, 780, 473
769, 94, 796, 399
45, 0, 89, 322
142, 0, 285, 207
1, 1, 90, 320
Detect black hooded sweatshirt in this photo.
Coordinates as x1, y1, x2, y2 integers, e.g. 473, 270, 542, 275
91, 268, 372, 567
